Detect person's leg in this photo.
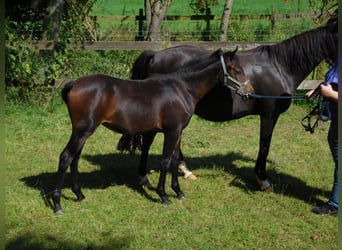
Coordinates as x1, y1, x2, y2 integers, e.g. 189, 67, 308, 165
327, 119, 338, 208
312, 120, 338, 215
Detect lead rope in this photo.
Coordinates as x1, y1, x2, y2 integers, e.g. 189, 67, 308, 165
301, 83, 331, 134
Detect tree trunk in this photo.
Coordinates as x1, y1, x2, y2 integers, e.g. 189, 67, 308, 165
146, 0, 172, 41
145, 0, 152, 34
42, 0, 64, 41
219, 0, 233, 42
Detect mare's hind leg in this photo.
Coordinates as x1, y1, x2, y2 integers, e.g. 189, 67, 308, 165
52, 130, 92, 213
177, 149, 197, 180
138, 132, 157, 189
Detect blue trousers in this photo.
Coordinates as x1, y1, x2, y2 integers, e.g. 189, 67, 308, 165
327, 119, 338, 208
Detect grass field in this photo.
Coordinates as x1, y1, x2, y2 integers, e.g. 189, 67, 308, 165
5, 97, 338, 249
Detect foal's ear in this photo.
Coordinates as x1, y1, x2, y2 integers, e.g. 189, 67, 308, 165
230, 46, 239, 59
226, 46, 238, 61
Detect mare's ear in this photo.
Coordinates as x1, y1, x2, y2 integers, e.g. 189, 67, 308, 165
327, 20, 337, 34
213, 48, 223, 58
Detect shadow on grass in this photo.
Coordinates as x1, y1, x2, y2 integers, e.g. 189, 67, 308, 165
6, 231, 130, 250
21, 151, 328, 210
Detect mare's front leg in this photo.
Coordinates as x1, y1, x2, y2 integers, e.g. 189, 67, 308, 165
157, 130, 184, 204
255, 115, 279, 191
138, 132, 157, 189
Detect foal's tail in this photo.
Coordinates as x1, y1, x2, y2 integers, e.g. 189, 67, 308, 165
61, 81, 74, 104
116, 50, 156, 153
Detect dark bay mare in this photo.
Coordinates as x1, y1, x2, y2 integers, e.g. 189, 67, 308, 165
118, 21, 337, 191
52, 49, 250, 213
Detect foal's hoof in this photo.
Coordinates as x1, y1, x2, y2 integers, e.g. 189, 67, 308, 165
76, 195, 85, 202
161, 197, 171, 205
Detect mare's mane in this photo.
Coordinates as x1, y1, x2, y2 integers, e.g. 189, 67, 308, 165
253, 21, 337, 73
159, 49, 223, 77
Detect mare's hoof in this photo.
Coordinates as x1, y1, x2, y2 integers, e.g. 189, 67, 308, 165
256, 177, 273, 192
263, 186, 273, 193
54, 208, 64, 215
187, 173, 198, 180
178, 194, 186, 200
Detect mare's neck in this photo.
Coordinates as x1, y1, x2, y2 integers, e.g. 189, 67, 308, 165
269, 26, 336, 86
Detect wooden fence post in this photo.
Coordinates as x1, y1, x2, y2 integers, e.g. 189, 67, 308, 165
203, 8, 211, 41
135, 8, 144, 41
271, 8, 276, 32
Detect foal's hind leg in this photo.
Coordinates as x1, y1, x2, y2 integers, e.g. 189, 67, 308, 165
52, 130, 92, 213
177, 149, 197, 180
70, 148, 85, 201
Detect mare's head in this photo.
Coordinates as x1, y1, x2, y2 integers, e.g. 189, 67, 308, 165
219, 47, 254, 96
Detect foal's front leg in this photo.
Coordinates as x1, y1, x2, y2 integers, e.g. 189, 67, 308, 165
171, 143, 186, 200
156, 130, 184, 204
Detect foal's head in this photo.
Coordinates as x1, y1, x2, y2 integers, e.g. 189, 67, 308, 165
219, 48, 254, 96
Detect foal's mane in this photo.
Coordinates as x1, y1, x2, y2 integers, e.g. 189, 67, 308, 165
254, 21, 337, 73
179, 49, 222, 72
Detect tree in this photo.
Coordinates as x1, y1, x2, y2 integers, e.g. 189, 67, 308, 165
5, 0, 97, 91
219, 0, 233, 42
145, 0, 172, 41
308, 0, 337, 24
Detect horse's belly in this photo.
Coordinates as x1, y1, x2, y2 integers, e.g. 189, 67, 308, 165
195, 85, 253, 122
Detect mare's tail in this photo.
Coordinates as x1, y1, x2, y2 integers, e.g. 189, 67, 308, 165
61, 81, 74, 104
131, 50, 155, 79
117, 134, 143, 153
117, 50, 156, 153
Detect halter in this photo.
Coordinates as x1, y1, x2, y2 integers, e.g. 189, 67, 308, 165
219, 55, 308, 100
220, 55, 250, 98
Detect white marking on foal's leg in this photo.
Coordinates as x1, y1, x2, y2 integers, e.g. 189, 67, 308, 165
256, 176, 273, 192
178, 162, 197, 180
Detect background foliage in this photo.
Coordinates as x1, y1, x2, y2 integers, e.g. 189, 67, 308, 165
5, 0, 337, 104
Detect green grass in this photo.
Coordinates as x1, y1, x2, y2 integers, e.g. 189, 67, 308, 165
5, 98, 338, 249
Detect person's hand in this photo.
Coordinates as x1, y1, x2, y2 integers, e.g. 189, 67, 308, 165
320, 83, 338, 102
305, 89, 315, 100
